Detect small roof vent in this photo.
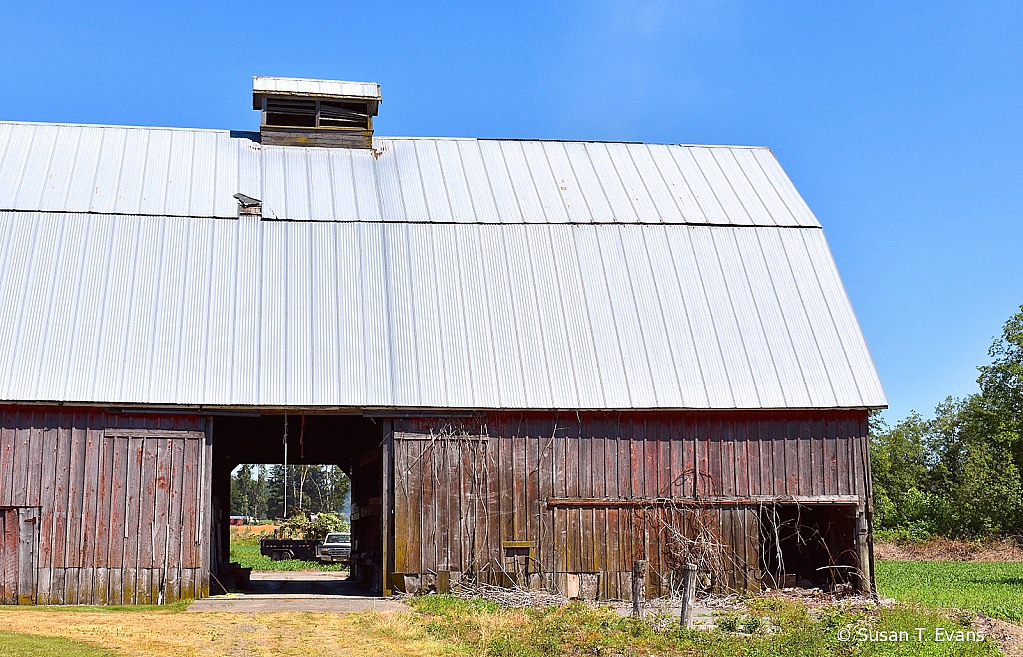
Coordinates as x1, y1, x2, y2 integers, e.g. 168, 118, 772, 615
233, 193, 261, 217
253, 76, 381, 149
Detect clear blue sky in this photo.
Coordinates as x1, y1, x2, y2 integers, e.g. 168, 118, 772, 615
3, 1, 1020, 423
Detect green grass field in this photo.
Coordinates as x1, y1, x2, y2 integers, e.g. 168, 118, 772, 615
0, 630, 116, 657
228, 541, 349, 572
877, 560, 1023, 623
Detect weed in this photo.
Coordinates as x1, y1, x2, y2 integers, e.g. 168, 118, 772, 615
715, 612, 740, 632
740, 615, 763, 634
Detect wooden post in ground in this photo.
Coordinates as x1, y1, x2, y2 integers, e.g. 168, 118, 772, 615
680, 563, 698, 629
632, 560, 647, 618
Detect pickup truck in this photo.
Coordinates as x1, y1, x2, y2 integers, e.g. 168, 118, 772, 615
315, 532, 352, 564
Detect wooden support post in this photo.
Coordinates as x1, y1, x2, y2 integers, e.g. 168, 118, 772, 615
680, 563, 698, 629
856, 510, 872, 594
632, 560, 647, 618
381, 422, 393, 597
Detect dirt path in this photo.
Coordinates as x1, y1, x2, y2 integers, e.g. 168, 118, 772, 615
974, 613, 1023, 656
0, 609, 445, 657
189, 571, 408, 612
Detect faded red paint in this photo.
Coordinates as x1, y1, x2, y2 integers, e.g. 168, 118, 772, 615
0, 406, 210, 605
392, 409, 871, 598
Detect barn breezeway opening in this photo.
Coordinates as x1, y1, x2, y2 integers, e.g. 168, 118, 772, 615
209, 414, 386, 598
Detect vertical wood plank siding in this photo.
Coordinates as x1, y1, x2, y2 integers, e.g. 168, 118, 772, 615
392, 410, 869, 599
0, 407, 210, 605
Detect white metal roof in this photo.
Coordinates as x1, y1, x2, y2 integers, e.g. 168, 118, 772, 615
253, 76, 381, 100
0, 120, 885, 410
0, 210, 885, 409
0, 122, 819, 227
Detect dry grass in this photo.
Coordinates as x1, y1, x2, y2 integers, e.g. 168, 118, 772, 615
231, 525, 278, 537
0, 608, 458, 657
875, 537, 1023, 562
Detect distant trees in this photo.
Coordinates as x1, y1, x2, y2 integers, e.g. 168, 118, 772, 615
230, 464, 350, 520
872, 305, 1023, 538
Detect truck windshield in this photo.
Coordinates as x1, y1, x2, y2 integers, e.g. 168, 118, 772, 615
325, 533, 350, 543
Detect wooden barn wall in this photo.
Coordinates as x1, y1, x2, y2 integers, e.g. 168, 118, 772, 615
391, 410, 869, 599
0, 407, 211, 605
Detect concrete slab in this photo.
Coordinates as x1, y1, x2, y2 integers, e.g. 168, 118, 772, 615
187, 571, 409, 613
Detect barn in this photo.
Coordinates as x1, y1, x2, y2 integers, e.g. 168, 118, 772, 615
0, 77, 886, 604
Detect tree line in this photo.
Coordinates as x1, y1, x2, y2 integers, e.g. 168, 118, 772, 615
230, 464, 351, 520
871, 305, 1023, 539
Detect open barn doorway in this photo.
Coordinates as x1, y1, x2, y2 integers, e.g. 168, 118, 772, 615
759, 504, 861, 593
209, 414, 387, 597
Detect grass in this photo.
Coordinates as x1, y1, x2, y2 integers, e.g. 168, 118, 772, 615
228, 528, 349, 573
228, 542, 349, 572
0, 631, 116, 657
877, 560, 1023, 623
0, 594, 1002, 656
0, 607, 454, 657
408, 594, 999, 656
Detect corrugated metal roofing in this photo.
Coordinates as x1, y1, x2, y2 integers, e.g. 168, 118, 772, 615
0, 210, 886, 409
0, 122, 820, 227
253, 76, 381, 100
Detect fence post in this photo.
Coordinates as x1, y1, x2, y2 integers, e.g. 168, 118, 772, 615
632, 560, 647, 618
680, 562, 698, 629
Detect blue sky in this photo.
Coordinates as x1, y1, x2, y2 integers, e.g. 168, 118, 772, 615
2, 1, 1020, 422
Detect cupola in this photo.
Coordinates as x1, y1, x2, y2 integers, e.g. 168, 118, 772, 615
253, 76, 381, 148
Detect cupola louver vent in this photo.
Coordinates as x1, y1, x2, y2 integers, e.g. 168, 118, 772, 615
253, 76, 381, 149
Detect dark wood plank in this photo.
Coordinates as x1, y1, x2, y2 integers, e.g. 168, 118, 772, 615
392, 438, 409, 573
50, 426, 72, 604
785, 419, 800, 497
179, 438, 198, 569
512, 433, 526, 543
603, 424, 620, 577
95, 566, 109, 606
123, 437, 145, 603
37, 426, 58, 579
2, 509, 15, 604
12, 425, 32, 507
733, 415, 748, 498
525, 426, 540, 573
154, 438, 171, 575
552, 425, 568, 574
78, 426, 101, 604
26, 425, 43, 507
181, 568, 194, 601
139, 438, 160, 571
566, 432, 579, 574
0, 416, 12, 507
65, 423, 88, 603
167, 439, 185, 582
617, 421, 634, 568
419, 437, 436, 575
577, 431, 593, 572
198, 437, 212, 598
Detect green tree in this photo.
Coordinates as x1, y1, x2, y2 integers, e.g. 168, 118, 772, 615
869, 410, 930, 530
253, 464, 268, 520
230, 464, 252, 516
927, 395, 1022, 535
977, 304, 1023, 470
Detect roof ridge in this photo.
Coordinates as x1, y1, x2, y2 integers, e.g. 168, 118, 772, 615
0, 122, 770, 150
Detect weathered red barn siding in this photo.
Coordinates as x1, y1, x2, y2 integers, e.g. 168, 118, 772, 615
0, 407, 211, 605
390, 409, 870, 599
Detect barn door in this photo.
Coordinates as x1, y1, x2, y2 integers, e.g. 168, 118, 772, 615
0, 507, 39, 604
